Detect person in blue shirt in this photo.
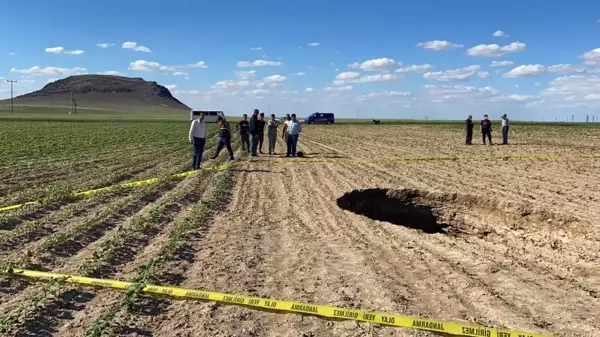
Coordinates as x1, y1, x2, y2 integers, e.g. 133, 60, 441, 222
286, 113, 303, 157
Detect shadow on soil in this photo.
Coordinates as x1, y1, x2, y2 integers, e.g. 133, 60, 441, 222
336, 188, 449, 234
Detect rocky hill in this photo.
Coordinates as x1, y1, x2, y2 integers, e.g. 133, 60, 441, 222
0, 75, 190, 112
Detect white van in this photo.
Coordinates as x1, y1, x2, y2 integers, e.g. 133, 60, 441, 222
190, 110, 225, 123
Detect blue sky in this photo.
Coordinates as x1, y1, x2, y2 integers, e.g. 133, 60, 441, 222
2, 0, 600, 120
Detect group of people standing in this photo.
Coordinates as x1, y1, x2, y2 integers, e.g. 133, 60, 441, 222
188, 109, 303, 170
465, 113, 510, 145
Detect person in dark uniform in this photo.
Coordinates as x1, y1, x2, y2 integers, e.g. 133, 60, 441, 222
236, 114, 250, 152
257, 112, 266, 153
249, 109, 260, 156
480, 114, 492, 145
465, 115, 474, 145
211, 116, 234, 160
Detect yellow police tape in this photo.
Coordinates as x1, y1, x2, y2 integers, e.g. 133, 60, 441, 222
0, 163, 233, 213
2, 153, 599, 214
1, 268, 551, 337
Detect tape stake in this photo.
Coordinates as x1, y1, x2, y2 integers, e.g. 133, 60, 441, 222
1, 268, 552, 337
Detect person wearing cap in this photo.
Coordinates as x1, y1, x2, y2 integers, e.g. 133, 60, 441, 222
501, 113, 510, 145
189, 111, 207, 170
267, 113, 279, 154
211, 116, 235, 160
465, 114, 474, 145
481, 114, 493, 145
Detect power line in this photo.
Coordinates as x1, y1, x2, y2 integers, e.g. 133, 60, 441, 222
6, 80, 17, 114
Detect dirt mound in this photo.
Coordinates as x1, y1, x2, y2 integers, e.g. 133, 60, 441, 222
0, 75, 190, 112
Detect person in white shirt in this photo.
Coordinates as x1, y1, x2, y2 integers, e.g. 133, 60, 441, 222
285, 113, 303, 157
501, 113, 510, 145
189, 112, 207, 170
281, 113, 291, 145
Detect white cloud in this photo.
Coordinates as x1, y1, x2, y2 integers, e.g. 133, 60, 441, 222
237, 60, 282, 67
490, 60, 514, 67
307, 42, 320, 47
354, 74, 401, 83
45, 47, 65, 54
305, 87, 314, 93
424, 84, 502, 103
547, 64, 586, 73
503, 64, 546, 78
492, 30, 508, 37
264, 74, 287, 82
235, 70, 256, 80
8, 52, 16, 56
579, 48, 600, 65
47, 78, 59, 84
396, 64, 434, 73
188, 61, 208, 68
296, 72, 306, 76
97, 43, 115, 48
98, 71, 122, 76
336, 71, 361, 80
11, 66, 87, 76
129, 60, 176, 73
212, 80, 251, 90
348, 58, 400, 71
423, 65, 481, 81
122, 41, 152, 53
357, 91, 413, 101
45, 46, 85, 55
526, 75, 600, 108
503, 64, 585, 78
165, 84, 178, 90
416, 40, 463, 50
478, 71, 491, 79
250, 47, 263, 51
325, 85, 353, 91
584, 94, 600, 100
64, 50, 85, 55
246, 88, 270, 96
466, 42, 526, 57
173, 71, 189, 77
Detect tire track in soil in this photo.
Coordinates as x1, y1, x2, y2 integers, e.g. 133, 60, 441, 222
301, 142, 595, 336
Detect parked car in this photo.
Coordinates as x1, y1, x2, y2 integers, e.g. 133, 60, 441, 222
190, 110, 225, 123
304, 112, 334, 124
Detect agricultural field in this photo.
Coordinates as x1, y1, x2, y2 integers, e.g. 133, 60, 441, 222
1, 118, 600, 337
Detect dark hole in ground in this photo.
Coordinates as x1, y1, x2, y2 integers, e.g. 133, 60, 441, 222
336, 188, 449, 234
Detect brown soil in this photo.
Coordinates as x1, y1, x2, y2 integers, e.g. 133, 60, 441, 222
2, 124, 600, 337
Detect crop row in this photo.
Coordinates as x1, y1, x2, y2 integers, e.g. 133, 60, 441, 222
85, 163, 235, 336
0, 141, 242, 336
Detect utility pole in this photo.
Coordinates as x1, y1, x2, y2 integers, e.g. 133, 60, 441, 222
6, 80, 16, 114
572, 115, 574, 122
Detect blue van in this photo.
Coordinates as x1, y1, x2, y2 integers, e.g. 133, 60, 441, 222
304, 112, 335, 124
